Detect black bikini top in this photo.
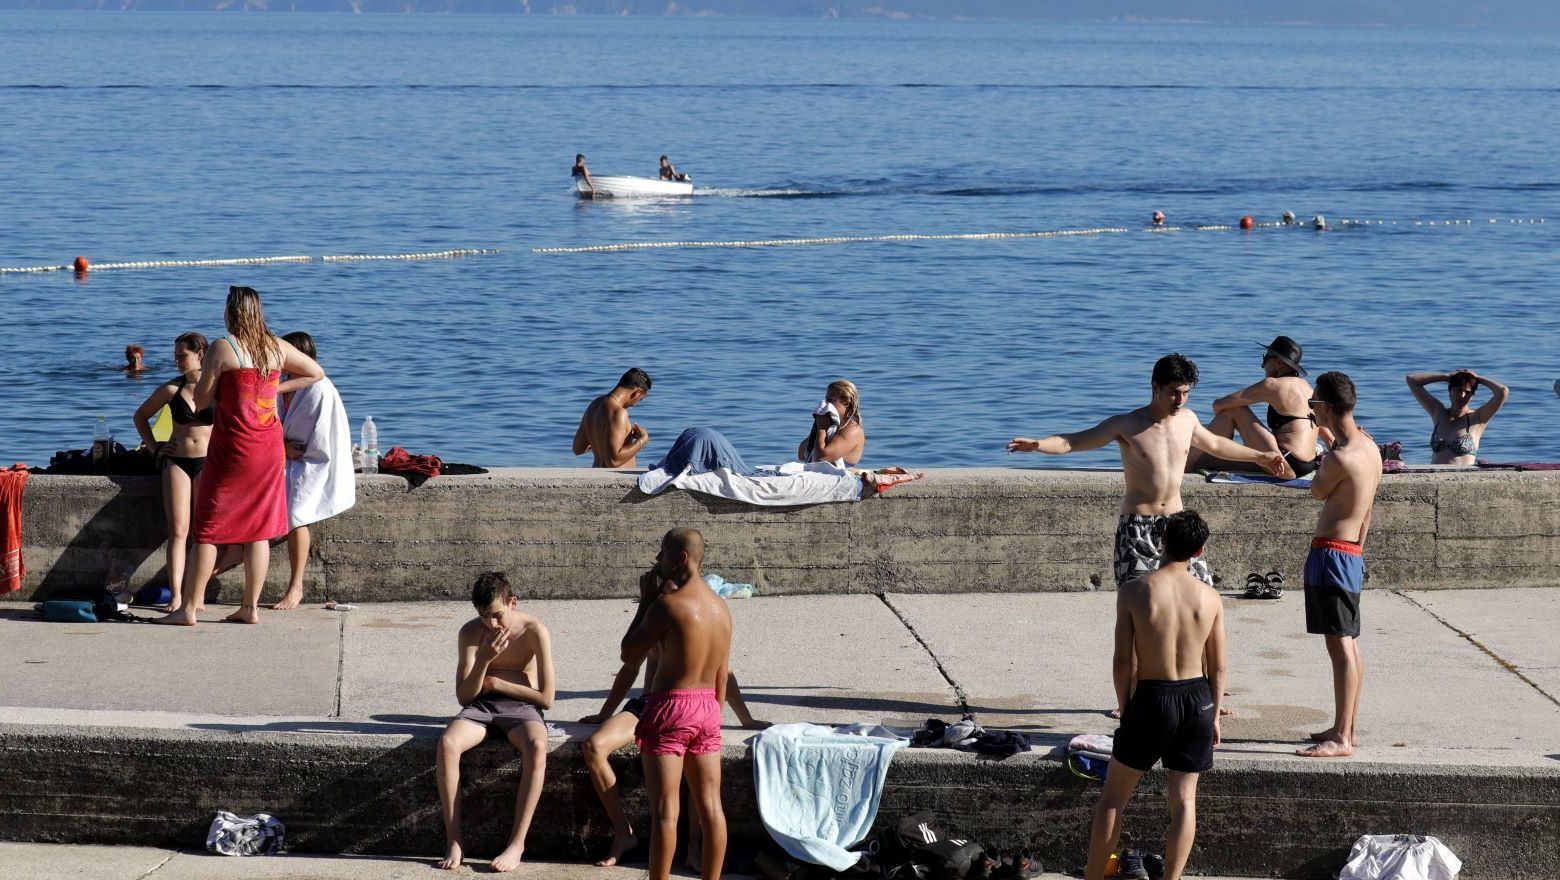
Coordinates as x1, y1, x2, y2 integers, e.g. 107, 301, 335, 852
1266, 406, 1316, 432
170, 376, 215, 426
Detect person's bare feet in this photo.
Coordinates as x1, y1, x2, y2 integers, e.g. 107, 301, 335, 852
594, 832, 639, 867
1297, 738, 1354, 758
223, 606, 261, 625
154, 609, 198, 626
1107, 708, 1121, 719
271, 587, 304, 611
435, 841, 463, 870
1307, 727, 1357, 744
490, 843, 525, 872
1219, 707, 1234, 717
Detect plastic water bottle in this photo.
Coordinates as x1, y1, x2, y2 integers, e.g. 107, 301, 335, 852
92, 416, 112, 469
360, 416, 379, 474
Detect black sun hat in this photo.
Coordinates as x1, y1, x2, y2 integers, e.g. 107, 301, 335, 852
1257, 335, 1307, 377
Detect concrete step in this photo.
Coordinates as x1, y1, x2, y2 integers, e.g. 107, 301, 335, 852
3, 592, 1558, 878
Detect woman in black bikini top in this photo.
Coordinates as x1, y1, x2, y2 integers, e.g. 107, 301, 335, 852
130, 332, 216, 612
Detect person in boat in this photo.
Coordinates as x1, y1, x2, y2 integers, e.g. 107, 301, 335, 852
573, 153, 595, 198
1188, 336, 1326, 478
1406, 368, 1509, 465
658, 155, 689, 183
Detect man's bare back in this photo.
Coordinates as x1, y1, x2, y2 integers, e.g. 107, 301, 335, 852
1120, 564, 1225, 684
574, 370, 652, 469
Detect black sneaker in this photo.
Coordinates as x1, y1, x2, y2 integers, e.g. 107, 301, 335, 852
1119, 848, 1150, 880
1143, 852, 1166, 879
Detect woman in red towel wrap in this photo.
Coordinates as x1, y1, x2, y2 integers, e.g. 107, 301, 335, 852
158, 286, 322, 626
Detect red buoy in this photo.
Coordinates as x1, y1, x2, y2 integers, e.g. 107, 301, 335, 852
72, 255, 90, 273
1240, 215, 1254, 230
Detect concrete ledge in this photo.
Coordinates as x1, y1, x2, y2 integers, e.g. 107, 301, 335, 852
15, 468, 1560, 602
2, 723, 1556, 878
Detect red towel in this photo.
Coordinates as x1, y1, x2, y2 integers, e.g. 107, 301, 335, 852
194, 369, 289, 545
379, 447, 443, 479
1, 464, 27, 594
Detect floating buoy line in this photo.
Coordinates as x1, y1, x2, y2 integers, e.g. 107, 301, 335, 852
534, 217, 1547, 255
0, 248, 499, 276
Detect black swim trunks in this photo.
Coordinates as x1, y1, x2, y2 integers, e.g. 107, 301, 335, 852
1113, 677, 1216, 774
622, 697, 647, 718
455, 696, 545, 734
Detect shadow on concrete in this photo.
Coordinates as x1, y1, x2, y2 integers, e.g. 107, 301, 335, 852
30, 476, 164, 602
188, 714, 449, 737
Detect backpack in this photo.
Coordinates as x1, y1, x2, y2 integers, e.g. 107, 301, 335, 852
40, 588, 133, 623
879, 812, 988, 880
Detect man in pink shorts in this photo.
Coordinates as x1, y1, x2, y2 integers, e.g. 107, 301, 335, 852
621, 528, 732, 880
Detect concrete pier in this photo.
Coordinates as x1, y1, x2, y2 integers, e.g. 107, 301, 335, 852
14, 468, 1560, 603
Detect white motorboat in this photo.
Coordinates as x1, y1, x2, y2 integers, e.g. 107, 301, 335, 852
575, 175, 694, 199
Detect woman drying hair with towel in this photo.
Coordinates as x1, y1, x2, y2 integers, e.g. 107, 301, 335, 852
798, 379, 866, 466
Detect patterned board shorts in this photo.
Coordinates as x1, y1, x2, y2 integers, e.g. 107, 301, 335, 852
1115, 514, 1214, 587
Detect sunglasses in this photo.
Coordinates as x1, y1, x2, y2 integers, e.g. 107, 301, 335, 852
1308, 399, 1331, 408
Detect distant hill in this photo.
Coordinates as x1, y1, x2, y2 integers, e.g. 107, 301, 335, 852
4, 0, 1558, 28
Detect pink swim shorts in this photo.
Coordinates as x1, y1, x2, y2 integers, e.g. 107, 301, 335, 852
634, 689, 723, 757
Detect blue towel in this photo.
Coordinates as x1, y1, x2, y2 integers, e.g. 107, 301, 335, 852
752, 723, 906, 870
652, 427, 754, 476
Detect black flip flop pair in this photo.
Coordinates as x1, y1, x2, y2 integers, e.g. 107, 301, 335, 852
1243, 570, 1285, 599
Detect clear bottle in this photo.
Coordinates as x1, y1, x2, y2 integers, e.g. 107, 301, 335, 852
92, 416, 112, 469
360, 416, 379, 474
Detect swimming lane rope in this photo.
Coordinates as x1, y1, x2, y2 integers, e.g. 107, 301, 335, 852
533, 218, 1547, 255
0, 248, 500, 276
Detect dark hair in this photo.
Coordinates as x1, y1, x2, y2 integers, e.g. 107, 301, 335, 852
282, 331, 316, 360
1152, 353, 1199, 388
1448, 370, 1476, 391
660, 154, 669, 161
575, 153, 585, 162
174, 332, 208, 354
618, 367, 652, 392
471, 571, 512, 609
1162, 510, 1210, 562
662, 527, 706, 565
1314, 371, 1357, 414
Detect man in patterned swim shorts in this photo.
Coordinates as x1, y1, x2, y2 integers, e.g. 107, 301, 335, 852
1009, 353, 1290, 588
620, 528, 733, 880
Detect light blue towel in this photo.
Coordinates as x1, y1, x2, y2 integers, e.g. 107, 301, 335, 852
752, 723, 907, 870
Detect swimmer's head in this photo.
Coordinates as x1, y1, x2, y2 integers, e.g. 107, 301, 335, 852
1282, 211, 1296, 225
124, 344, 144, 368
1163, 510, 1210, 562
1151, 353, 1199, 413
1151, 210, 1165, 226
1312, 214, 1327, 230
471, 571, 516, 626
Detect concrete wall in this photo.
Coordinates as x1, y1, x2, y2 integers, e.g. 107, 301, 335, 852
1, 724, 1555, 878
14, 468, 1560, 603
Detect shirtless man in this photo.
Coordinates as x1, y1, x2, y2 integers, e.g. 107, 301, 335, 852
574, 368, 652, 468
1298, 372, 1381, 759
1085, 510, 1226, 880
620, 528, 731, 880
1190, 336, 1326, 477
1008, 353, 1290, 588
436, 572, 555, 872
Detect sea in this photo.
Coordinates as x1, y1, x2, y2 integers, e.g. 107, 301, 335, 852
2, 13, 1557, 468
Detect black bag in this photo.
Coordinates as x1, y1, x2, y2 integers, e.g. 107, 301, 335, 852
40, 588, 135, 623
879, 812, 988, 880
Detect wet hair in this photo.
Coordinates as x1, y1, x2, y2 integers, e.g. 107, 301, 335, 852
1152, 353, 1200, 388
1314, 371, 1357, 414
618, 367, 653, 392
125, 344, 144, 360
282, 331, 316, 361
661, 527, 705, 566
224, 286, 281, 374
174, 332, 208, 354
1163, 510, 1210, 562
826, 379, 862, 427
471, 571, 513, 609
1448, 370, 1477, 392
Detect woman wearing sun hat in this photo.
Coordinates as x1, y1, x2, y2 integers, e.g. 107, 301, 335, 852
1191, 335, 1324, 478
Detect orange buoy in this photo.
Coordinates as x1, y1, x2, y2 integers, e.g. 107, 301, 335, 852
72, 255, 90, 273
1239, 215, 1254, 230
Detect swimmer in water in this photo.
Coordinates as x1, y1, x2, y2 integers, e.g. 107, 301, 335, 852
123, 344, 151, 375
1152, 211, 1166, 227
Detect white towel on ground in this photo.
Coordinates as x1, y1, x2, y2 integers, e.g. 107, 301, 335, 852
638, 461, 863, 506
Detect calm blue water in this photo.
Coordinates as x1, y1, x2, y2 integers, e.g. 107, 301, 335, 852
3, 14, 1558, 468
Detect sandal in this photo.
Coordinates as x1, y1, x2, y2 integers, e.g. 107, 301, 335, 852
1261, 570, 1285, 599
1243, 572, 1266, 599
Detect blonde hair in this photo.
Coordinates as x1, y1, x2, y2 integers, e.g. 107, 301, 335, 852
827, 379, 862, 428
224, 286, 281, 373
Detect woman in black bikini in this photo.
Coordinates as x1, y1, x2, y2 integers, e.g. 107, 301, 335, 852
1192, 336, 1323, 477
1407, 369, 1510, 465
132, 332, 216, 611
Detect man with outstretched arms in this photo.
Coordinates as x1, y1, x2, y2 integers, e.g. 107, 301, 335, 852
1009, 353, 1291, 587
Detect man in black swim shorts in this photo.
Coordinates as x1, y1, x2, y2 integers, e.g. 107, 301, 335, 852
1085, 511, 1227, 880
